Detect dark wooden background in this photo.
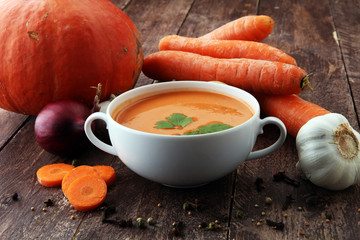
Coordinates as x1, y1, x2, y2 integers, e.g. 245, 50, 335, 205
1, 0, 360, 239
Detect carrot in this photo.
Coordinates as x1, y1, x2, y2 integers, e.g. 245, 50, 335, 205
61, 165, 100, 197
200, 15, 274, 41
142, 51, 311, 95
158, 35, 297, 65
36, 163, 74, 187
254, 94, 331, 137
66, 175, 107, 212
93, 165, 116, 186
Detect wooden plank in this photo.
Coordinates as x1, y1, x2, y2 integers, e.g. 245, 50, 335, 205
230, 0, 360, 239
0, 117, 82, 239
177, 0, 259, 37
123, 0, 195, 87
0, 118, 122, 239
0, 109, 28, 149
330, 0, 360, 128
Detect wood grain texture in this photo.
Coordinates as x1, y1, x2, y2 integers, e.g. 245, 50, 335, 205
229, 0, 360, 239
0, 109, 28, 149
177, 0, 258, 37
0, 118, 80, 239
1, 0, 360, 239
330, 0, 360, 129
124, 0, 195, 87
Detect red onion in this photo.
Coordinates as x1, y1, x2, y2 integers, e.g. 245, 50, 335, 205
34, 100, 92, 157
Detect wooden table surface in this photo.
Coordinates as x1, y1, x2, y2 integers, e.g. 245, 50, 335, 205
1, 0, 360, 239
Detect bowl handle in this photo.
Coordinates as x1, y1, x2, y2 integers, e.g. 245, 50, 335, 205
84, 112, 118, 156
247, 117, 287, 160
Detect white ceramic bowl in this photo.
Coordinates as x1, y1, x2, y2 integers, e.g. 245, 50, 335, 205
84, 81, 286, 187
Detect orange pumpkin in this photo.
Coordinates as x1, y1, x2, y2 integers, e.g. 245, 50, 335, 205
0, 0, 143, 115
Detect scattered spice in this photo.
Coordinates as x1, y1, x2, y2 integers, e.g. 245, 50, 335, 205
171, 221, 183, 236
102, 206, 132, 227
265, 197, 272, 205
44, 199, 54, 207
183, 203, 190, 211
147, 217, 155, 225
197, 220, 222, 231
137, 218, 145, 229
299, 229, 305, 236
266, 219, 284, 231
256, 222, 261, 226
273, 171, 300, 187
12, 193, 19, 201
208, 222, 216, 230
255, 177, 265, 192
198, 222, 207, 229
157, 203, 162, 207
182, 199, 202, 212
261, 211, 266, 216
102, 206, 116, 221
71, 215, 75, 220
358, 208, 360, 213
297, 206, 303, 211
254, 204, 259, 208
304, 222, 309, 226
31, 207, 35, 211
206, 221, 222, 231
2, 192, 20, 205
43, 208, 47, 212
283, 213, 288, 218
282, 194, 295, 210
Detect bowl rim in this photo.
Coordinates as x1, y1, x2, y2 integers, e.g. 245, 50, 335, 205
106, 81, 260, 138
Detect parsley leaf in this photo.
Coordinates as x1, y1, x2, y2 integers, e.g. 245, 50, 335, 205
183, 130, 200, 135
155, 121, 175, 129
198, 123, 233, 134
155, 113, 232, 135
167, 113, 193, 128
155, 113, 193, 129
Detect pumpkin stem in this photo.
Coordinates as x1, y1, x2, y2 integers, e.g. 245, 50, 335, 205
91, 83, 102, 113
334, 123, 359, 160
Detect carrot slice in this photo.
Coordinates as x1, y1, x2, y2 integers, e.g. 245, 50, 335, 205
93, 165, 116, 186
36, 163, 74, 187
66, 175, 107, 212
61, 165, 100, 197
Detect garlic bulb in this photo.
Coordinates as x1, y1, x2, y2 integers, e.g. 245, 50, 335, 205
296, 113, 360, 190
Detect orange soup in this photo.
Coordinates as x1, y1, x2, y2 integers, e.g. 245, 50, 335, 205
112, 90, 254, 135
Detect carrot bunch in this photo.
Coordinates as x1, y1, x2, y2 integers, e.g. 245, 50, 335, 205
36, 163, 116, 211
142, 15, 312, 95
141, 15, 330, 136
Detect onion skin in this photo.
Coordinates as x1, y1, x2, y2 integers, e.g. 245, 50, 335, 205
34, 100, 92, 157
